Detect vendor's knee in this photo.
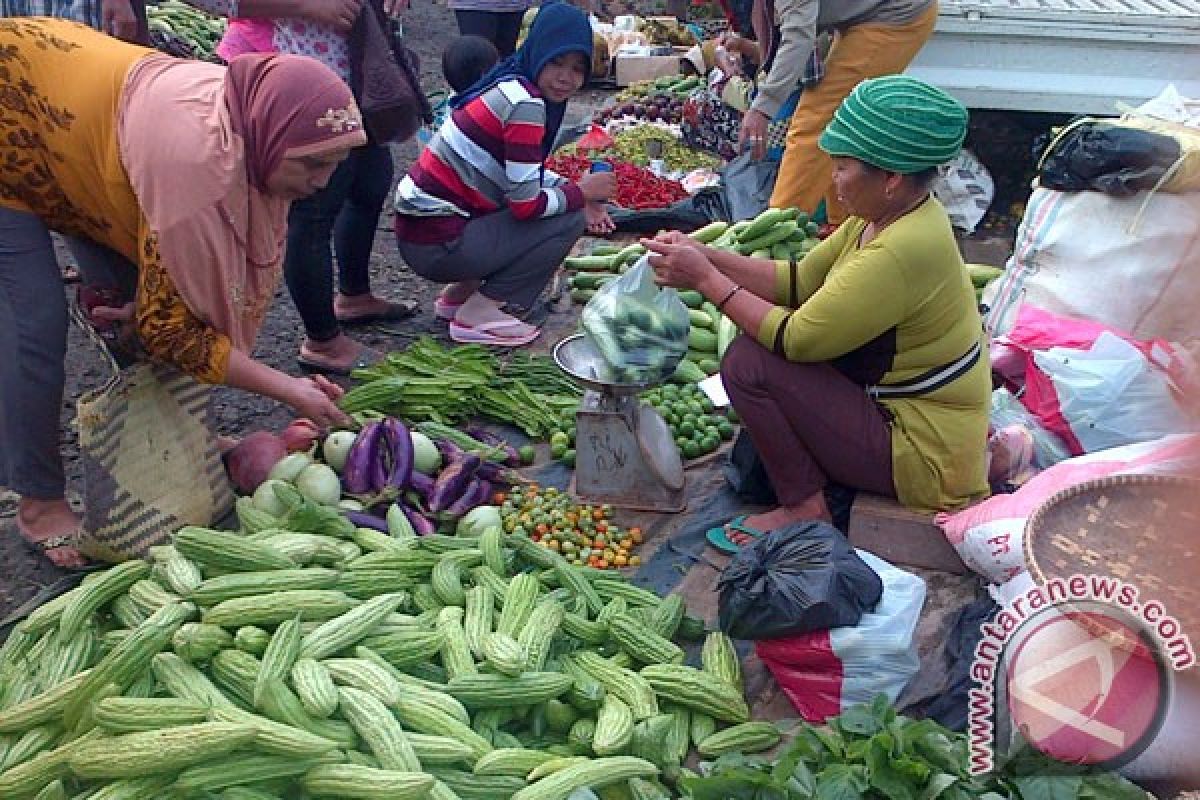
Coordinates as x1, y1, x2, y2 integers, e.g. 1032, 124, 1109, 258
720, 334, 768, 390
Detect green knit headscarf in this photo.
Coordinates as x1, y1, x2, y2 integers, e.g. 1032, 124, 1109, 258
818, 75, 968, 173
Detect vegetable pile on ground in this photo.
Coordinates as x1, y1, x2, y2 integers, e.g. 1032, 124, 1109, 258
547, 154, 690, 211
227, 415, 527, 537
147, 0, 225, 61
595, 77, 701, 131
501, 485, 647, 570
681, 694, 1147, 800
607, 128, 722, 175
339, 339, 578, 440
0, 515, 769, 800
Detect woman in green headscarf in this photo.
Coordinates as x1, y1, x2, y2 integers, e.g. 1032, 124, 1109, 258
644, 76, 991, 551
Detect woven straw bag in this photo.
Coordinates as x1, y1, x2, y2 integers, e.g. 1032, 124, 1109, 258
73, 309, 234, 562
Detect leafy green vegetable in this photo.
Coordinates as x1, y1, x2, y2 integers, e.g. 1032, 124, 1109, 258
679, 697, 1147, 800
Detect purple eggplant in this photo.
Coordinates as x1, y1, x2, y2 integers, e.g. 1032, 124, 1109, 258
342, 422, 385, 494
446, 478, 492, 517
465, 426, 522, 466
408, 470, 434, 498
428, 452, 481, 513
343, 510, 389, 532
435, 438, 465, 463
383, 418, 414, 491
476, 460, 521, 487
404, 505, 437, 536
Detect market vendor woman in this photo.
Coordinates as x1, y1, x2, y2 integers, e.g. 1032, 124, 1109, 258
394, 2, 615, 347
0, 18, 365, 566
644, 76, 990, 549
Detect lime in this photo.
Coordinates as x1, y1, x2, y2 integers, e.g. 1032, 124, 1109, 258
681, 440, 701, 460
727, 407, 740, 424
550, 431, 570, 448
563, 449, 576, 467
679, 420, 696, 437
674, 436, 689, 450
717, 419, 735, 439
702, 434, 720, 452
518, 445, 536, 465
566, 426, 577, 445
700, 397, 714, 413
551, 442, 567, 459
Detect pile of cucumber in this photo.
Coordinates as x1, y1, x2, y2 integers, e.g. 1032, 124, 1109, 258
147, 0, 225, 62
564, 207, 824, 382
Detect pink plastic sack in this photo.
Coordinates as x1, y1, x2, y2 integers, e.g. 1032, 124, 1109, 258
937, 433, 1200, 583
755, 552, 925, 723
995, 305, 1186, 455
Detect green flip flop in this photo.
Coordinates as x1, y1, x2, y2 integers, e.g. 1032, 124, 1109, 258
705, 515, 769, 554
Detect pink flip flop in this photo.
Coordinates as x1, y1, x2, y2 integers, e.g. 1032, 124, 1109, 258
449, 319, 540, 347
433, 296, 464, 320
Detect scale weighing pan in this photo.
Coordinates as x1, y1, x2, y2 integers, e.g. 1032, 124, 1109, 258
553, 333, 654, 396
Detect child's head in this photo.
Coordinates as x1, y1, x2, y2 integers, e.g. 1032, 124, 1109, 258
442, 35, 501, 94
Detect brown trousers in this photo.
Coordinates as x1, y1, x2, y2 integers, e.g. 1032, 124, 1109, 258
722, 335, 896, 506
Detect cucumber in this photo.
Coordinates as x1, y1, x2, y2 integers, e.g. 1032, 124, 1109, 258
571, 273, 615, 291
677, 290, 704, 309
671, 359, 707, 384
697, 358, 720, 375
688, 221, 729, 244
688, 328, 718, 353
738, 208, 789, 242
770, 243, 791, 261
687, 309, 714, 330
571, 289, 596, 304
564, 255, 617, 272
591, 245, 621, 257
737, 221, 799, 256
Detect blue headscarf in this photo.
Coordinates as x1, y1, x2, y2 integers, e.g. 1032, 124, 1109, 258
449, 2, 593, 157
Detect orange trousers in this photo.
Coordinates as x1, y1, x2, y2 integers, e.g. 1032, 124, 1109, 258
768, 3, 939, 223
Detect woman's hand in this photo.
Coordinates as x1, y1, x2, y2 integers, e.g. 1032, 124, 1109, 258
641, 236, 718, 293
738, 109, 770, 161
577, 171, 617, 203
300, 0, 364, 32
584, 202, 615, 235
286, 375, 350, 429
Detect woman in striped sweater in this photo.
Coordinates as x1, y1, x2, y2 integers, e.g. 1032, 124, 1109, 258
394, 3, 614, 347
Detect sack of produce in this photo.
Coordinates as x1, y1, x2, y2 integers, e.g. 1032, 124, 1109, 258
717, 522, 883, 640
580, 256, 689, 384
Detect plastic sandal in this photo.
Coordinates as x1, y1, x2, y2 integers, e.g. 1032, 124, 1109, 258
448, 318, 540, 347
704, 514, 769, 554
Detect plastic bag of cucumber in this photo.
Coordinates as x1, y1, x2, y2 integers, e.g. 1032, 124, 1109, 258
580, 258, 691, 385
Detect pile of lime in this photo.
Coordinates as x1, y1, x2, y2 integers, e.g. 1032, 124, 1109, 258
499, 485, 644, 570
545, 383, 737, 466
643, 383, 737, 460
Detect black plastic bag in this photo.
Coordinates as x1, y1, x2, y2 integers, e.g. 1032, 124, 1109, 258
717, 522, 883, 640
1038, 120, 1182, 196
607, 195, 719, 234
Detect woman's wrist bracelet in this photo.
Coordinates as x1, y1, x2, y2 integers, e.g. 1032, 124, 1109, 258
716, 283, 742, 311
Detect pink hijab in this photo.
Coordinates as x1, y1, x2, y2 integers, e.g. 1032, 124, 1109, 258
117, 53, 367, 353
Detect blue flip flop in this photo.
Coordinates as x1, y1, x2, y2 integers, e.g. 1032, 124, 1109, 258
705, 515, 769, 554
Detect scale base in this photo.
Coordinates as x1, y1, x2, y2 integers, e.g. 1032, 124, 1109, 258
570, 401, 687, 514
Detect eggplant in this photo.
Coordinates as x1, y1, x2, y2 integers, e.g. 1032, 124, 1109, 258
343, 509, 389, 532
408, 470, 434, 498
342, 421, 385, 494
427, 452, 481, 513
435, 438, 465, 463
404, 505, 437, 536
446, 478, 492, 517
465, 426, 522, 466
476, 460, 520, 487
383, 418, 414, 491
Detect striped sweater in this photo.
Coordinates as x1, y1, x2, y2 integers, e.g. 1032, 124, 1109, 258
394, 77, 584, 244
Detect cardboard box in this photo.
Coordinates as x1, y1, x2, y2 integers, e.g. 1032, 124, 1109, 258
614, 49, 687, 86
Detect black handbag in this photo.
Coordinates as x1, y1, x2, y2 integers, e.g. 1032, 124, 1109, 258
348, 0, 432, 144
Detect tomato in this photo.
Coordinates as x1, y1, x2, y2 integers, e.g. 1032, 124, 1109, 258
629, 528, 644, 544
614, 554, 628, 567
535, 523, 550, 536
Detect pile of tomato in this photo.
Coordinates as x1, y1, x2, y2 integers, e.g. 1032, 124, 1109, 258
498, 485, 644, 570
546, 154, 689, 211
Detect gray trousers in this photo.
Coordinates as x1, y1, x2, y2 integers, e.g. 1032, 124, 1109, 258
397, 209, 586, 310
0, 207, 135, 498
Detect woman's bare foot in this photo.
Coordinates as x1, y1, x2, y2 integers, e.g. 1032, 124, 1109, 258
16, 497, 89, 569
727, 493, 833, 545
334, 292, 416, 324
298, 334, 382, 375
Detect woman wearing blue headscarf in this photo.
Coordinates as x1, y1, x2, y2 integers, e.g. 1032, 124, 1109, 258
394, 3, 614, 347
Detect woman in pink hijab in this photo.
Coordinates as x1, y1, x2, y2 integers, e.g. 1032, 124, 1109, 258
0, 18, 367, 567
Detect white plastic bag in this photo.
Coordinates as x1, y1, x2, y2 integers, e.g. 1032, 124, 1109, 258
931, 149, 994, 234
985, 187, 1200, 343
1033, 332, 1197, 454
754, 551, 925, 723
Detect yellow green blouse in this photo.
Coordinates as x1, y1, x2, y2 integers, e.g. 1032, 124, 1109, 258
0, 18, 230, 383
756, 197, 991, 511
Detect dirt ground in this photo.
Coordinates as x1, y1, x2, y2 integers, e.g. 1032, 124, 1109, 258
0, 3, 1037, 696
